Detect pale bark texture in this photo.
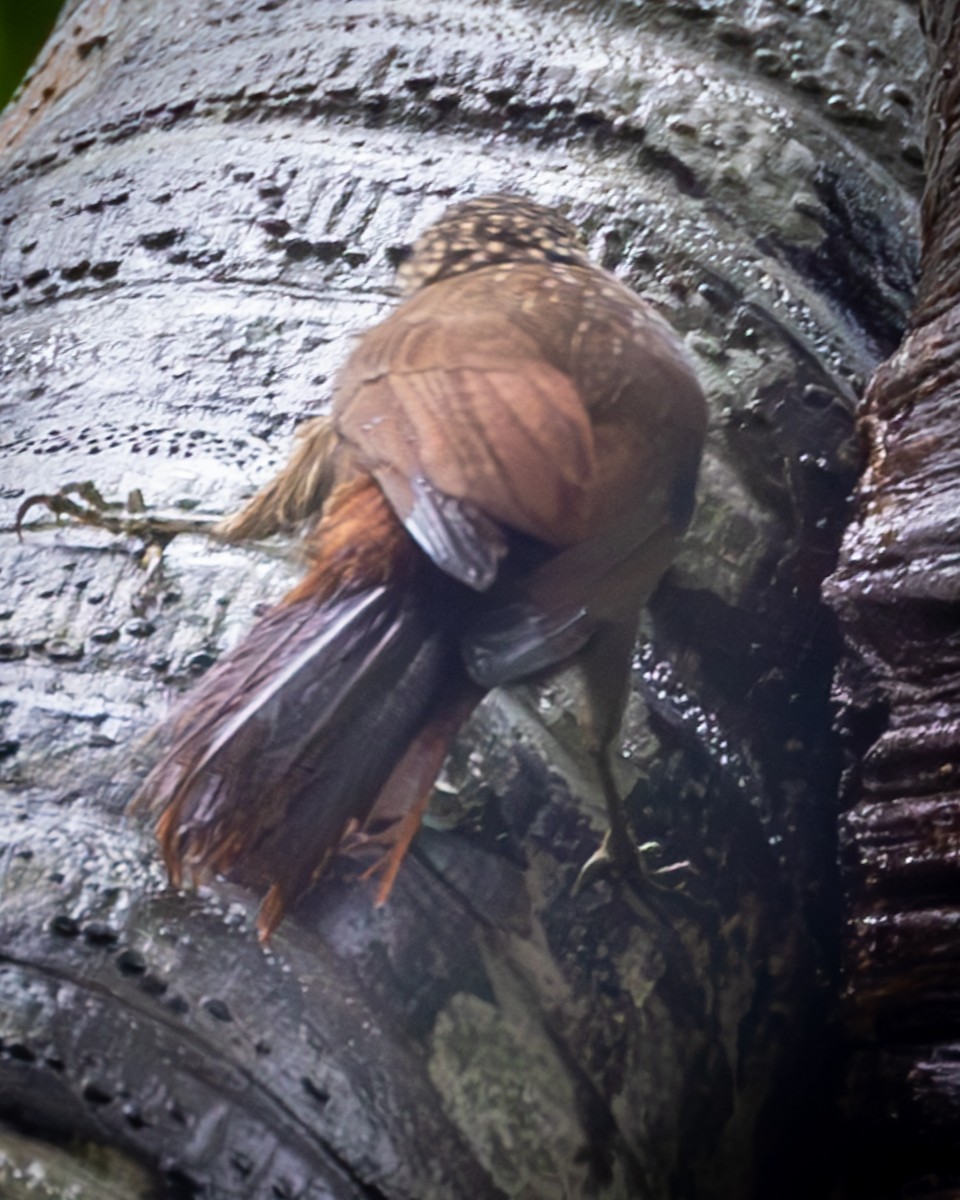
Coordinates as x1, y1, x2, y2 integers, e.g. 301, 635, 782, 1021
0, 1, 924, 1198
824, 2, 960, 1196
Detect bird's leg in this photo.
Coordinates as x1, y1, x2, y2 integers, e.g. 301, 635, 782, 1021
14, 419, 339, 618
572, 740, 646, 895
573, 750, 691, 895
569, 621, 641, 892
15, 481, 227, 545
571, 621, 690, 896
14, 415, 339, 549
342, 686, 481, 905
14, 481, 239, 612
596, 751, 643, 866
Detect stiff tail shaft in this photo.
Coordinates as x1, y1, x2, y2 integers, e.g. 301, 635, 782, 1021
135, 476, 474, 938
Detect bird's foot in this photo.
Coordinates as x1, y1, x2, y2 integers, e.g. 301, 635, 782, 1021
15, 482, 226, 613
573, 828, 692, 897
17, 481, 141, 539
341, 807, 427, 909
15, 480, 222, 545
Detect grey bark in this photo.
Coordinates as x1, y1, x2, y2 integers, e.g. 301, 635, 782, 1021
0, 1, 924, 1197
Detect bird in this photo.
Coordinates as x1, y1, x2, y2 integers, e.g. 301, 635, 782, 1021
128, 194, 708, 940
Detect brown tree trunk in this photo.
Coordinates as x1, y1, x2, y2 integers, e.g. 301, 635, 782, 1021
0, 1, 924, 1197
825, 2, 960, 1195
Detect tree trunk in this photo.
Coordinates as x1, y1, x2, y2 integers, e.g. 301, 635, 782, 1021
824, 2, 960, 1195
0, 1, 924, 1197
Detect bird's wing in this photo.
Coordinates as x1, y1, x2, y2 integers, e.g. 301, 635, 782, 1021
335, 263, 706, 681
333, 276, 596, 589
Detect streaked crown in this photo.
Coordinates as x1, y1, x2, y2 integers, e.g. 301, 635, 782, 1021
397, 194, 591, 293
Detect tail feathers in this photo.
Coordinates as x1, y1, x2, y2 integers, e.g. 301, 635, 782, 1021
136, 583, 461, 934
348, 685, 481, 907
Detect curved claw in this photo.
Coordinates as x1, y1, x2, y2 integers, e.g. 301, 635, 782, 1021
15, 481, 114, 540
572, 831, 615, 896
16, 492, 87, 539
572, 830, 692, 898
347, 798, 431, 909
15, 494, 47, 540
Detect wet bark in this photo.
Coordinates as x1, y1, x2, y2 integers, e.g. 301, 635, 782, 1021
0, 1, 923, 1198
824, 2, 960, 1195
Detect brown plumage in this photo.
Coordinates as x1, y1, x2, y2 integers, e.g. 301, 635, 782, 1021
134, 195, 708, 939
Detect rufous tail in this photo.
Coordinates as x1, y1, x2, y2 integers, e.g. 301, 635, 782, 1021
134, 475, 477, 939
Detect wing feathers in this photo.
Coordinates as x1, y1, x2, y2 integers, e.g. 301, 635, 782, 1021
343, 363, 594, 550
